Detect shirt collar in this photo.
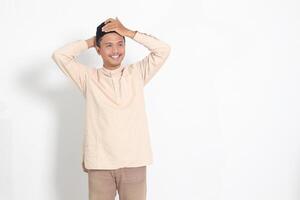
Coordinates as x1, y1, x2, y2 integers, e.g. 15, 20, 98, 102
100, 65, 125, 77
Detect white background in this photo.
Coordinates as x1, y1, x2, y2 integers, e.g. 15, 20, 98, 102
1, 0, 300, 199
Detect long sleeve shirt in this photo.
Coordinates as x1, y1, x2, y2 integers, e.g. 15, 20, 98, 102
51, 31, 171, 172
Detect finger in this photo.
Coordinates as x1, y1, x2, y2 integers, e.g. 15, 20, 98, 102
105, 18, 115, 24
102, 24, 116, 31
103, 27, 116, 32
102, 24, 111, 31
102, 24, 111, 30
104, 18, 113, 24
103, 27, 116, 33
102, 21, 116, 30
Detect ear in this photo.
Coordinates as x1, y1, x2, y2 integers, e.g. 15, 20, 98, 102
95, 45, 101, 55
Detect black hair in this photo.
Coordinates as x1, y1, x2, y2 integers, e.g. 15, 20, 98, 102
96, 21, 126, 47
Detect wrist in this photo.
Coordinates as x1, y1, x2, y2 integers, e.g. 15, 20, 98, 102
124, 29, 137, 39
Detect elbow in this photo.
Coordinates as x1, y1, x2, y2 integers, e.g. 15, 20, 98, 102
166, 44, 171, 54
51, 51, 61, 62
163, 43, 171, 58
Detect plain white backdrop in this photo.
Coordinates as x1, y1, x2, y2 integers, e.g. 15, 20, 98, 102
1, 0, 300, 199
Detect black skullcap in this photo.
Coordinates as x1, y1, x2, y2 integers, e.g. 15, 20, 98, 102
96, 21, 125, 47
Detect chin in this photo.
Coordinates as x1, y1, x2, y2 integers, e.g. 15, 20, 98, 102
105, 63, 120, 69
111, 60, 123, 66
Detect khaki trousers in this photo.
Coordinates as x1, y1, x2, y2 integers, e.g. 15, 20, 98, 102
88, 166, 147, 200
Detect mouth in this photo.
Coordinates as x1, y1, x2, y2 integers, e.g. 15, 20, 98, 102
109, 54, 122, 61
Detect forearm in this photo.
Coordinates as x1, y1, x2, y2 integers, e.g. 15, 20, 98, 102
132, 31, 171, 57
52, 40, 88, 66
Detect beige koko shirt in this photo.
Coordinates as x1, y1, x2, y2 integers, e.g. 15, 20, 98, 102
51, 31, 171, 172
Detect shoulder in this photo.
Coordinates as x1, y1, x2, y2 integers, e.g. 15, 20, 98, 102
124, 63, 140, 77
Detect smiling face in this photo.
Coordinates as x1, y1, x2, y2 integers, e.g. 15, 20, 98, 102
95, 32, 125, 70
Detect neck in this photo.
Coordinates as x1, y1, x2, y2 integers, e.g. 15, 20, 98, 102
103, 63, 121, 70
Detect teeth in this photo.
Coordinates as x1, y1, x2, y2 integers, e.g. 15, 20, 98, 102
111, 55, 119, 59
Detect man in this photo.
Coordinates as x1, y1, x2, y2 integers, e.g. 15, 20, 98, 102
51, 17, 171, 200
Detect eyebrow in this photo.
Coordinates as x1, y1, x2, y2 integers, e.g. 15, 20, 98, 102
103, 41, 124, 45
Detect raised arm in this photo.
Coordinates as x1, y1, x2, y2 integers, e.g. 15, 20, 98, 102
130, 32, 171, 86
51, 38, 94, 94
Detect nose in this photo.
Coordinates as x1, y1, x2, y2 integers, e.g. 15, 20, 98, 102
112, 46, 118, 54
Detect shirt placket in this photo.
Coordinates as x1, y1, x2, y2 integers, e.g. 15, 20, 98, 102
112, 77, 121, 104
